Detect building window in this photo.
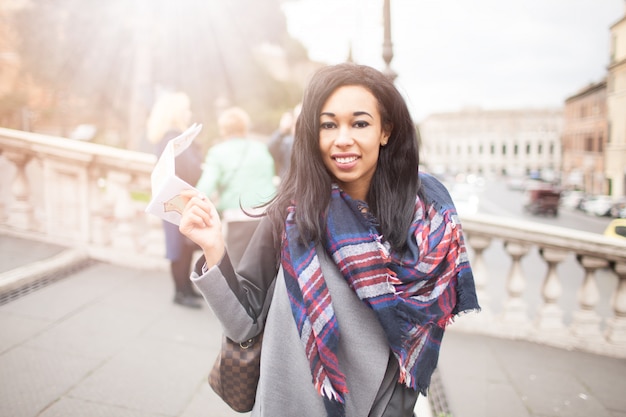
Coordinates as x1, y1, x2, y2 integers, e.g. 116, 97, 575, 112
490, 144, 495, 155
538, 144, 543, 155
514, 144, 518, 155
502, 144, 507, 155
599, 134, 603, 152
585, 137, 593, 152
526, 143, 531, 154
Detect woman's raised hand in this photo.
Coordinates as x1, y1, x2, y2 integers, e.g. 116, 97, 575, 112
179, 189, 225, 268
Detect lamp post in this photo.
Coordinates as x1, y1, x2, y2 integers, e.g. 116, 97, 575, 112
382, 0, 397, 82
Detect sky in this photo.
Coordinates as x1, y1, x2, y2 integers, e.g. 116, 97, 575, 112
282, 0, 625, 122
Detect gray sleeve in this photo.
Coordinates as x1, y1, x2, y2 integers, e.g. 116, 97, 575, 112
190, 217, 279, 342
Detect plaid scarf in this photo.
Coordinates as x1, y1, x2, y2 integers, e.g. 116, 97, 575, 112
281, 174, 479, 416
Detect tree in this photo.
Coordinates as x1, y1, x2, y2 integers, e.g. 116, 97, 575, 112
12, 0, 307, 148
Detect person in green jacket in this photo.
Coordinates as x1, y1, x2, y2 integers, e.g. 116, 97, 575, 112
195, 106, 277, 266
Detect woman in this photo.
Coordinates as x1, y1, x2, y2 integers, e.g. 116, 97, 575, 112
180, 63, 480, 416
195, 106, 277, 267
146, 91, 204, 309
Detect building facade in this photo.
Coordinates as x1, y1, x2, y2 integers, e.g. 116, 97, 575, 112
561, 79, 608, 194
419, 108, 563, 180
607, 9, 626, 197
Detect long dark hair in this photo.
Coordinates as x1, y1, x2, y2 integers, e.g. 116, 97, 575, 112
265, 63, 420, 253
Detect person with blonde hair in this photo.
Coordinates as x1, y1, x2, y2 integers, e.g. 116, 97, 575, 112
195, 106, 276, 266
146, 90, 204, 308
214, 106, 251, 139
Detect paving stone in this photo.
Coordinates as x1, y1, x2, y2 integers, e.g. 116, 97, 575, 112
0, 263, 130, 321
69, 337, 210, 416
0, 311, 50, 353
38, 397, 163, 417
0, 345, 99, 417
439, 331, 626, 417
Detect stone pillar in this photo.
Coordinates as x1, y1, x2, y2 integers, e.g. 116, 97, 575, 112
501, 241, 531, 335
535, 248, 567, 330
3, 150, 36, 231
89, 168, 113, 247
382, 0, 397, 82
466, 234, 492, 320
606, 262, 626, 344
108, 171, 138, 251
571, 255, 607, 340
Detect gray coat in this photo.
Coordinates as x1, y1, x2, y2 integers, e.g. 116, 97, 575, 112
191, 218, 405, 417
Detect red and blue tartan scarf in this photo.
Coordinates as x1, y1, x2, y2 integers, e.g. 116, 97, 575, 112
281, 173, 479, 416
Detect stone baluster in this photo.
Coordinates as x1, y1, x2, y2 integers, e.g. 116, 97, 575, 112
143, 213, 166, 258
0, 155, 9, 223
501, 241, 531, 335
107, 170, 138, 252
3, 150, 36, 231
571, 255, 607, 341
89, 168, 112, 247
534, 248, 569, 345
606, 262, 626, 344
464, 234, 492, 327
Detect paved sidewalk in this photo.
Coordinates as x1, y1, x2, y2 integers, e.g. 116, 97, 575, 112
0, 233, 625, 417
438, 331, 626, 417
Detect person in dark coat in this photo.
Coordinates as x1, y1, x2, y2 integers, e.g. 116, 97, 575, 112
146, 91, 203, 308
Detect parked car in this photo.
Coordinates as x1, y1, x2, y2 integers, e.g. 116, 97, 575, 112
581, 195, 615, 217
610, 199, 626, 218
560, 190, 585, 210
506, 176, 526, 191
604, 219, 626, 239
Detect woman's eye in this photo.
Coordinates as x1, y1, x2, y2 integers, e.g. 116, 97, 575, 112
354, 120, 370, 128
320, 122, 336, 129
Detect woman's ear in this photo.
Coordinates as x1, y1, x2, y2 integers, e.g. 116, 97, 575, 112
381, 124, 392, 146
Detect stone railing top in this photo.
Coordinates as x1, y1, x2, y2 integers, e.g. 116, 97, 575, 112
0, 127, 156, 173
460, 212, 626, 263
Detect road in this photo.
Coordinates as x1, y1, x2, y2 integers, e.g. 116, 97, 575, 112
475, 178, 612, 235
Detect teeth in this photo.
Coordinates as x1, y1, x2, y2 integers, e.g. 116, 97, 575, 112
335, 156, 357, 163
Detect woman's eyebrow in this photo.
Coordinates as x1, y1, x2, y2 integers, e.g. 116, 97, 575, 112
320, 111, 373, 118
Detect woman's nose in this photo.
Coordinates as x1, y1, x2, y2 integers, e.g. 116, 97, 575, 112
335, 126, 354, 146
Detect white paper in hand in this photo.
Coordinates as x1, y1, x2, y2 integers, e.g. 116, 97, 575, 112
145, 123, 202, 226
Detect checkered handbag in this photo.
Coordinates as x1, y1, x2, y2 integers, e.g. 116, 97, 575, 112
208, 332, 263, 412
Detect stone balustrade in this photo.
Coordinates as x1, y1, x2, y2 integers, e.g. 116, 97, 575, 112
457, 213, 626, 358
0, 127, 165, 269
1, 127, 626, 358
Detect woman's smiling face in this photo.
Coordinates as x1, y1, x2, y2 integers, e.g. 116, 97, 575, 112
318, 85, 389, 201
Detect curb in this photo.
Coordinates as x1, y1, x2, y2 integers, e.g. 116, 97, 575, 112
0, 248, 91, 304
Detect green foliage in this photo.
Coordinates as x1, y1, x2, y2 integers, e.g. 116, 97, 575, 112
130, 190, 151, 203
